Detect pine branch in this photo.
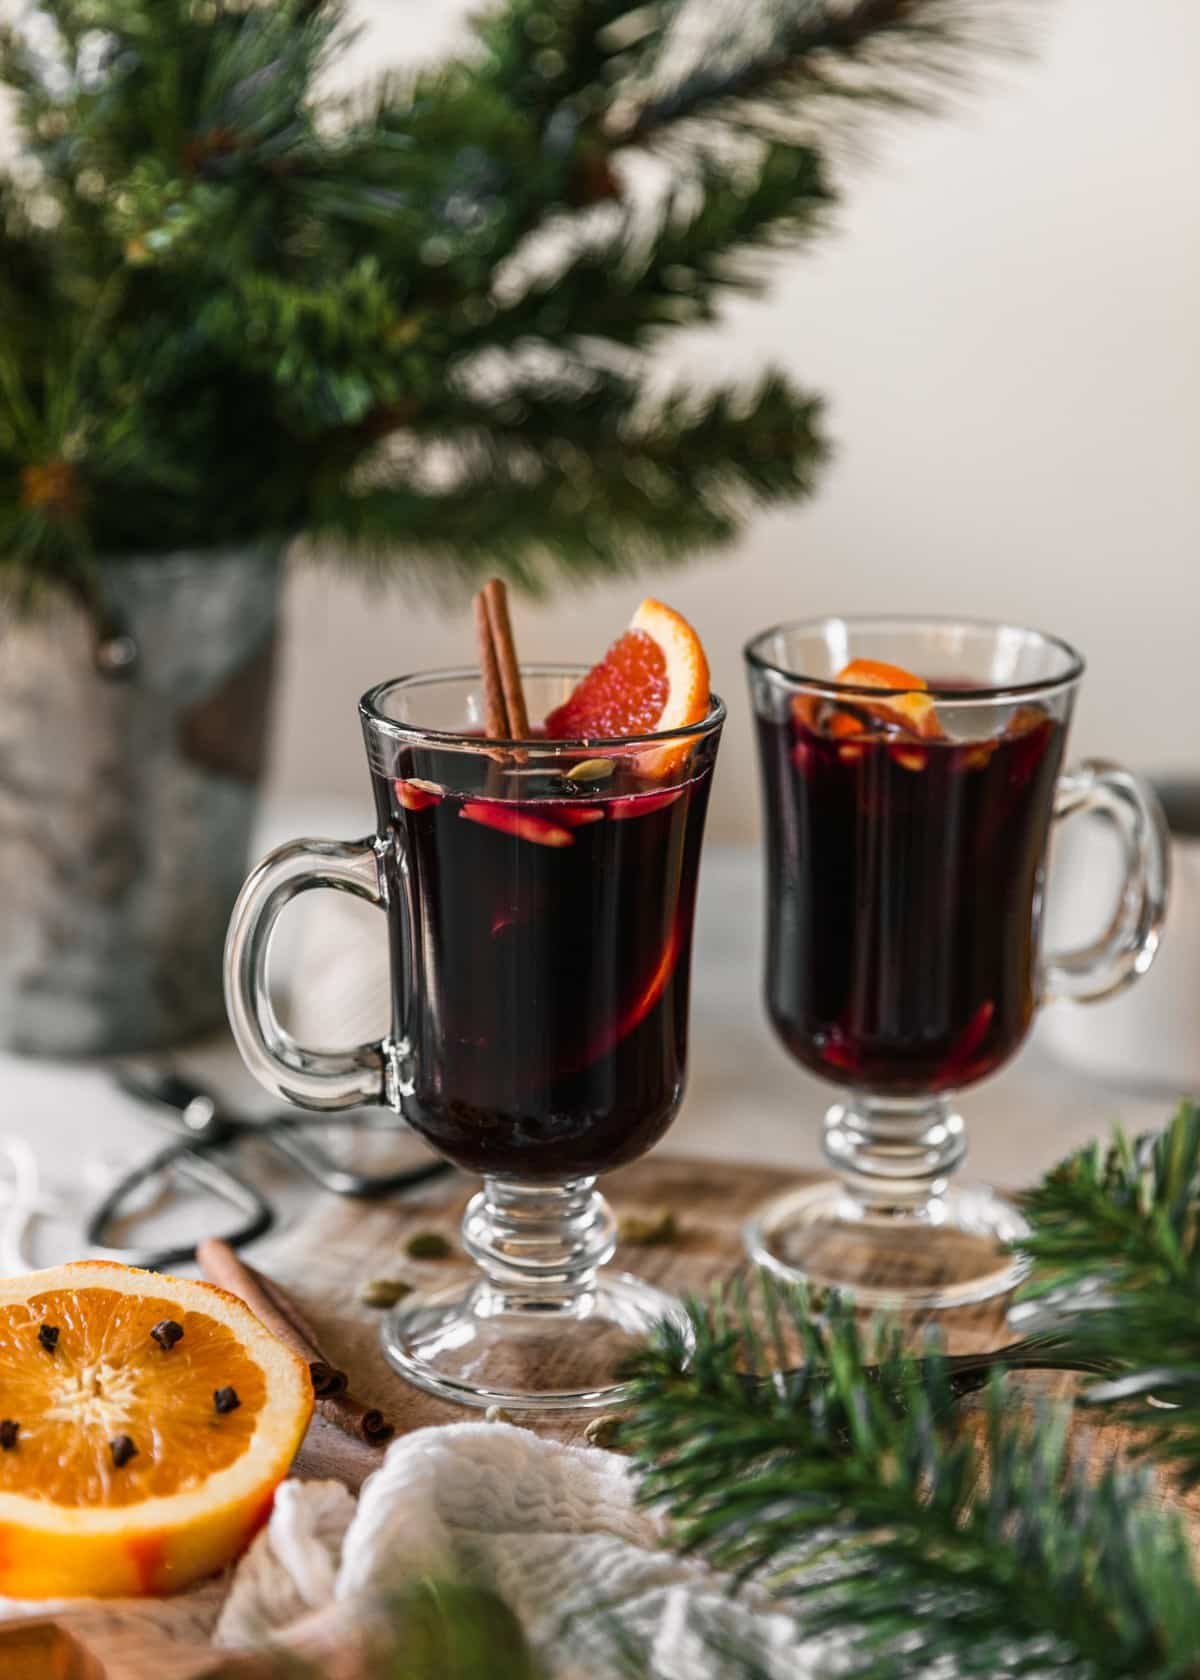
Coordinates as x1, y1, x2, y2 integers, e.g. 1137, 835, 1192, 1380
615, 1279, 1200, 1678
429, 362, 824, 477
1021, 1100, 1200, 1295
298, 69, 560, 296
610, 0, 1016, 147
192, 261, 407, 433
478, 142, 831, 357
308, 372, 823, 593
473, 0, 667, 134
1017, 1101, 1200, 1489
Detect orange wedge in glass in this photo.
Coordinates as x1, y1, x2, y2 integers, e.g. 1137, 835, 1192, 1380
834, 658, 944, 740
544, 598, 710, 775
0, 1261, 313, 1598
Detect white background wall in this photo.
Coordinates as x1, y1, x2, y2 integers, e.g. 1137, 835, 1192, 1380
270, 0, 1200, 840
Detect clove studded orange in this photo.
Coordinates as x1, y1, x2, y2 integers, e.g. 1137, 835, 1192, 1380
0, 1261, 313, 1597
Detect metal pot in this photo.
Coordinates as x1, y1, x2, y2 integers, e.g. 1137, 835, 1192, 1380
0, 542, 283, 1055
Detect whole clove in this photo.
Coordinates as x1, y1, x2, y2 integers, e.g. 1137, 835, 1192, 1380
37, 1323, 59, 1353
0, 1419, 18, 1450
213, 1386, 241, 1415
110, 1434, 138, 1468
150, 1319, 184, 1351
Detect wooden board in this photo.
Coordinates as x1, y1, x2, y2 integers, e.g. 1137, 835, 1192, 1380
277, 1156, 1031, 1479
4, 1155, 1194, 1678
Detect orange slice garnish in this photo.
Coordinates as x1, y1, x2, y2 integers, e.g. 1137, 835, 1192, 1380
834, 658, 943, 740
0, 1261, 313, 1598
544, 599, 710, 775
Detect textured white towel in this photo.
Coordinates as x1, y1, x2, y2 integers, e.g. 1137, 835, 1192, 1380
216, 1423, 839, 1679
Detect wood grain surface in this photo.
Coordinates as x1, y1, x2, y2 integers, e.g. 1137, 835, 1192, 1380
3, 1155, 1194, 1679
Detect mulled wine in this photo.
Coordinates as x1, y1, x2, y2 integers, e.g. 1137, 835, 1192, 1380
757, 700, 1066, 1095
740, 617, 1168, 1310
371, 753, 715, 1180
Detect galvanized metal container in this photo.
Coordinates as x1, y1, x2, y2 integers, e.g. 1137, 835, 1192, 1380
0, 543, 283, 1055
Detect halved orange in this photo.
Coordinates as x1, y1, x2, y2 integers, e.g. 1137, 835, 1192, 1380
0, 1261, 313, 1598
543, 599, 710, 777
834, 658, 944, 740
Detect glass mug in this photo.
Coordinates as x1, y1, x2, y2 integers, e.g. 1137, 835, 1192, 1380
744, 617, 1169, 1308
225, 668, 724, 1410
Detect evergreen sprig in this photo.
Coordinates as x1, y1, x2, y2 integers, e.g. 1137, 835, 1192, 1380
1016, 1099, 1200, 1488
0, 0, 1010, 618
612, 0, 1017, 147
615, 1278, 1200, 1678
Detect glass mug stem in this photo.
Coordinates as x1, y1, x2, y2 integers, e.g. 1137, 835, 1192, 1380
463, 1178, 616, 1308
823, 1096, 965, 1212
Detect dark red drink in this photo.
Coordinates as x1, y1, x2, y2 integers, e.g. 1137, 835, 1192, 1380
757, 701, 1066, 1094
371, 753, 715, 1179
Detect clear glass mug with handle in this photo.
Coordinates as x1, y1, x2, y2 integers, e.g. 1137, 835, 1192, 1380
224, 667, 724, 1409
744, 616, 1169, 1309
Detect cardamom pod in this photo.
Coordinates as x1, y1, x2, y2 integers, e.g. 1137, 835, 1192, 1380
584, 1414, 624, 1449
565, 758, 615, 783
617, 1208, 678, 1246
359, 1277, 414, 1309
405, 1230, 453, 1260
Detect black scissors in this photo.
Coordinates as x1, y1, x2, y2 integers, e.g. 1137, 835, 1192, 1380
86, 1068, 451, 1269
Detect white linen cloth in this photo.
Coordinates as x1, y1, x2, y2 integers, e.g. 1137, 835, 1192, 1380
215, 1422, 838, 1679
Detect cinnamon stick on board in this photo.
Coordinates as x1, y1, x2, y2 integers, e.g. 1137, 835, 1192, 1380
197, 1238, 394, 1447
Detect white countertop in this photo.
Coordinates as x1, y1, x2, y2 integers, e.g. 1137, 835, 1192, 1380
0, 843, 1173, 1273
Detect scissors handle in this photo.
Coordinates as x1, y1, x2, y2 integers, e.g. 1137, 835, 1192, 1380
265, 1123, 451, 1198
85, 1139, 273, 1271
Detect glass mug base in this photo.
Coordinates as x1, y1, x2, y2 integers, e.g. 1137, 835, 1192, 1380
380, 1273, 691, 1412
744, 1178, 1030, 1310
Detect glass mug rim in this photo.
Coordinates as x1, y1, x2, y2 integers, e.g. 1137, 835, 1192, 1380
744, 613, 1086, 705
360, 663, 727, 752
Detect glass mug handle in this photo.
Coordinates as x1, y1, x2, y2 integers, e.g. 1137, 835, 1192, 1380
1041, 758, 1170, 1004
224, 837, 388, 1109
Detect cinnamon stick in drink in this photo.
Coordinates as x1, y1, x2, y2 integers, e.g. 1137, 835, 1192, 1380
473, 589, 510, 738
481, 577, 531, 740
